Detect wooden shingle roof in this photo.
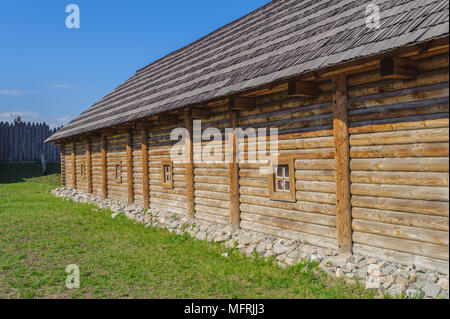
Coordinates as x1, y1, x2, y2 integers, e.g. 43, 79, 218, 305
47, 0, 449, 142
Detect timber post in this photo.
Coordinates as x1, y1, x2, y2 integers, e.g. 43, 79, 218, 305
60, 147, 66, 187
332, 75, 352, 255
228, 101, 240, 230
141, 128, 149, 208
184, 109, 195, 218
101, 134, 107, 199
71, 141, 76, 190
126, 131, 134, 204
86, 139, 92, 194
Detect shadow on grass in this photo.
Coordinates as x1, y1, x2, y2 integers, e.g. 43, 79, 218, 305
0, 162, 60, 184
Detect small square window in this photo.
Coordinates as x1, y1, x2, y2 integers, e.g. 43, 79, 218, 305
115, 162, 122, 184
161, 160, 173, 189
80, 164, 86, 178
268, 157, 295, 202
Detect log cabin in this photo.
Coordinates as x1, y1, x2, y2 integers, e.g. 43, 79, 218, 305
47, 0, 449, 274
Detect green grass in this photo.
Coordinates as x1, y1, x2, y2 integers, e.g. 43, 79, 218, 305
0, 162, 375, 299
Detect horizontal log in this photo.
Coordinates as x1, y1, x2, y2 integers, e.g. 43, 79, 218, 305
295, 170, 336, 182
195, 204, 230, 218
194, 182, 230, 193
195, 211, 229, 225
352, 207, 449, 231
352, 195, 449, 216
194, 168, 229, 176
352, 219, 448, 246
353, 244, 448, 275
350, 143, 449, 158
239, 177, 266, 188
150, 197, 186, 209
350, 171, 448, 186
240, 220, 338, 249
241, 212, 336, 239
353, 232, 448, 261
239, 194, 336, 216
194, 175, 230, 185
350, 128, 448, 146
194, 190, 229, 201
350, 157, 449, 172
351, 183, 449, 201
240, 203, 336, 227
295, 181, 335, 193
150, 203, 185, 216
295, 159, 334, 170
296, 191, 336, 204
194, 197, 230, 210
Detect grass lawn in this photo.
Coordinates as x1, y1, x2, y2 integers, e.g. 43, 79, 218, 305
0, 162, 375, 299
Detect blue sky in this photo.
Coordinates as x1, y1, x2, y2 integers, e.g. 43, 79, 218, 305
0, 0, 270, 127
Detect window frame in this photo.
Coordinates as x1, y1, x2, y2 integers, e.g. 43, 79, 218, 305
161, 160, 174, 189
268, 157, 295, 202
114, 161, 123, 184
80, 162, 86, 179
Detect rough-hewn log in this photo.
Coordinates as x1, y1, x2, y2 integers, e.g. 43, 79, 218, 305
60, 147, 66, 187
350, 143, 449, 158
349, 128, 449, 146
126, 131, 134, 204
350, 171, 448, 187
141, 129, 149, 208
71, 142, 76, 190
352, 207, 449, 231
184, 110, 195, 218
158, 114, 178, 125
380, 56, 418, 79
332, 75, 352, 254
351, 183, 449, 202
352, 195, 449, 217
350, 157, 449, 172
191, 108, 211, 119
86, 139, 92, 193
288, 80, 319, 97
353, 232, 448, 261
233, 97, 256, 110
101, 134, 107, 199
352, 219, 449, 246
353, 244, 448, 275
229, 104, 240, 230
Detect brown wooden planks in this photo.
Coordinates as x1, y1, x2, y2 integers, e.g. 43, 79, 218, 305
184, 110, 195, 218
332, 75, 352, 254
141, 128, 149, 208
229, 104, 240, 230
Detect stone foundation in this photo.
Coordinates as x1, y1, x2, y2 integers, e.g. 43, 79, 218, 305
52, 187, 449, 299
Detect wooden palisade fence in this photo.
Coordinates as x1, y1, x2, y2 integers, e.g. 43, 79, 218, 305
0, 122, 61, 163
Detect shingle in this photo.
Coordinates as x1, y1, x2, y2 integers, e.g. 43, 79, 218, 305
47, 0, 449, 142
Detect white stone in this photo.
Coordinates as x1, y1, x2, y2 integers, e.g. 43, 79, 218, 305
437, 277, 449, 291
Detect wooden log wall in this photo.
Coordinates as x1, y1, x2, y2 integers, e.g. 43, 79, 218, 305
193, 104, 231, 225
63, 143, 73, 189
237, 80, 338, 249
131, 131, 144, 206
74, 141, 87, 193
348, 53, 449, 273
106, 133, 128, 201
148, 115, 187, 215
90, 137, 102, 197
57, 49, 449, 273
